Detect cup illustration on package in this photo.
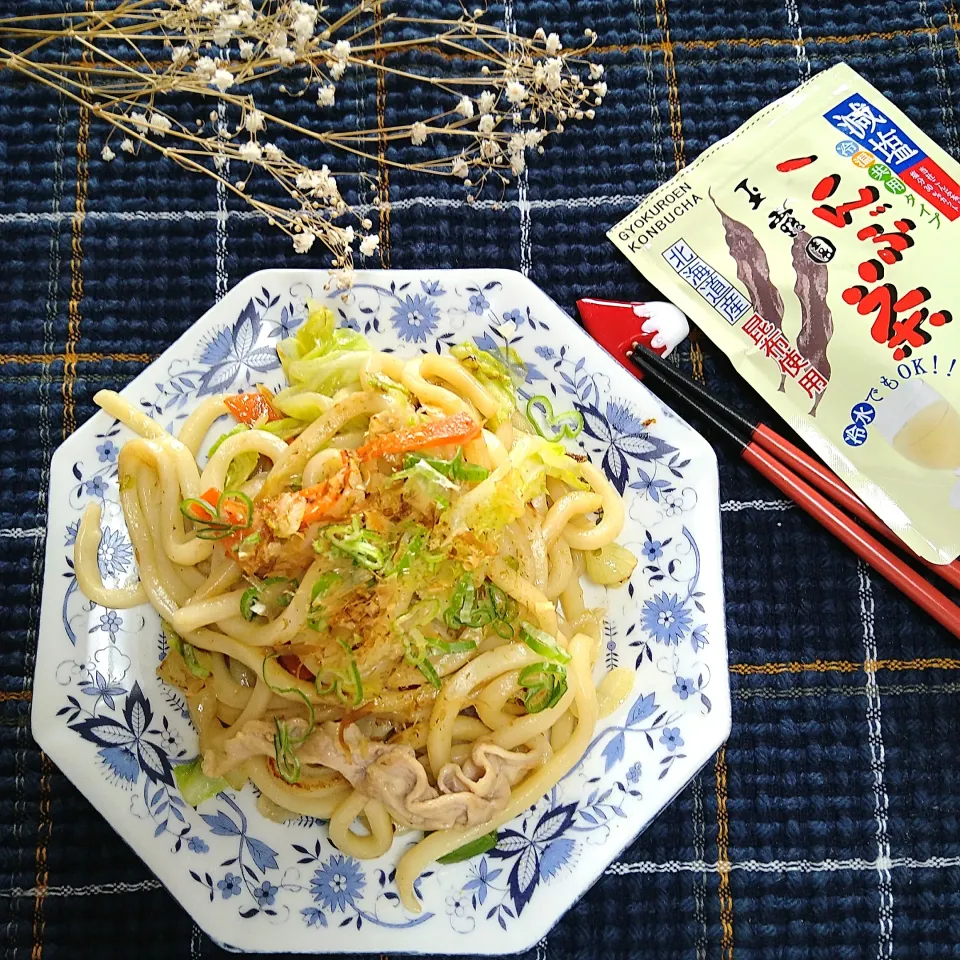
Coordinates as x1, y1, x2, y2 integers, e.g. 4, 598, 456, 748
872, 379, 960, 509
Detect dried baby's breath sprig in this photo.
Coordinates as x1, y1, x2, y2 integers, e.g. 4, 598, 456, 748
0, 1, 604, 286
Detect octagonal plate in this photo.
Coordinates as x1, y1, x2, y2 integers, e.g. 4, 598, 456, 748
33, 269, 730, 954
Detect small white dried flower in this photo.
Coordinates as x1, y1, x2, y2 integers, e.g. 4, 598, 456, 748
534, 27, 546, 42
101, 145, 115, 162
151, 113, 172, 136
278, 46, 296, 65
342, 225, 355, 246
480, 138, 500, 160
200, 0, 222, 16
316, 85, 335, 107
593, 81, 607, 98
533, 62, 546, 87
332, 39, 351, 60
262, 142, 282, 160
524, 129, 545, 147
171, 45, 190, 65
120, 138, 134, 154
293, 231, 316, 254
334, 266, 355, 291
481, 65, 490, 75
330, 61, 346, 80
505, 81, 527, 106
195, 55, 217, 80
508, 133, 525, 156
545, 32, 562, 55
129, 111, 148, 129
456, 96, 475, 119
238, 141, 262, 162
292, 10, 317, 45
452, 156, 469, 178
586, 109, 596, 119
244, 109, 265, 133
213, 21, 232, 46
212, 68, 235, 92
544, 57, 563, 91
589, 63, 604, 80
410, 121, 428, 145
478, 90, 496, 115
359, 234, 379, 257
238, 40, 255, 60
208, 110, 218, 122
361, 218, 372, 230
510, 153, 525, 176
478, 114, 495, 135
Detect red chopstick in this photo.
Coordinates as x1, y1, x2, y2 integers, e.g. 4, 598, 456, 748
628, 344, 960, 592
628, 346, 960, 640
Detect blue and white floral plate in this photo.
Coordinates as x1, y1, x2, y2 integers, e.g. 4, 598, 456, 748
34, 269, 730, 954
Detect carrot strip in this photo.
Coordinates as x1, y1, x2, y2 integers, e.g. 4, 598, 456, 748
224, 392, 283, 425
357, 412, 481, 462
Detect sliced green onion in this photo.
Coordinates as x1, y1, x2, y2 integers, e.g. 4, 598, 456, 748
311, 571, 343, 602
307, 572, 341, 632
315, 639, 364, 706
173, 757, 228, 807
519, 621, 572, 664
207, 423, 249, 458
437, 830, 499, 864
162, 620, 210, 678
274, 718, 301, 784
415, 657, 442, 690
179, 497, 221, 524
180, 489, 254, 541
518, 661, 568, 714
319, 516, 387, 571
262, 654, 317, 785
220, 489, 254, 527
525, 395, 584, 441
428, 638, 478, 655
240, 587, 261, 621
275, 577, 299, 608
181, 641, 211, 678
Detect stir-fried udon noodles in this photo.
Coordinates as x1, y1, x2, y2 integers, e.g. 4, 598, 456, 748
74, 303, 639, 909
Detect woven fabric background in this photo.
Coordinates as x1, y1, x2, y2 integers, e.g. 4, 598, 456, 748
3, 1, 960, 957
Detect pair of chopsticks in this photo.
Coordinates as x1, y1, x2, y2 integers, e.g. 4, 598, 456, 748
628, 345, 960, 640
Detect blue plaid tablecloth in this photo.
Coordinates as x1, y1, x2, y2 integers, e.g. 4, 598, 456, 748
3, 1, 960, 957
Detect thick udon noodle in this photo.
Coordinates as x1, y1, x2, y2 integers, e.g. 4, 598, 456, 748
74, 325, 635, 912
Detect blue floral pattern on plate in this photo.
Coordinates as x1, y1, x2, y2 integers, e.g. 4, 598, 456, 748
36, 269, 729, 955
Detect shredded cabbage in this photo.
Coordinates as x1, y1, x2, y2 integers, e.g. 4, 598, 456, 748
174, 757, 229, 807
276, 302, 371, 401
451, 342, 518, 427
391, 459, 459, 512
271, 390, 331, 421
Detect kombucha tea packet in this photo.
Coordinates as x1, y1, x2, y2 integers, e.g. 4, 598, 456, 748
609, 63, 960, 563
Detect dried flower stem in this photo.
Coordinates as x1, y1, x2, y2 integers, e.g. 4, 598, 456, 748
0, 2, 606, 284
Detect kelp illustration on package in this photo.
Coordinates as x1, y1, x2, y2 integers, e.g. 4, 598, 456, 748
609, 63, 960, 563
